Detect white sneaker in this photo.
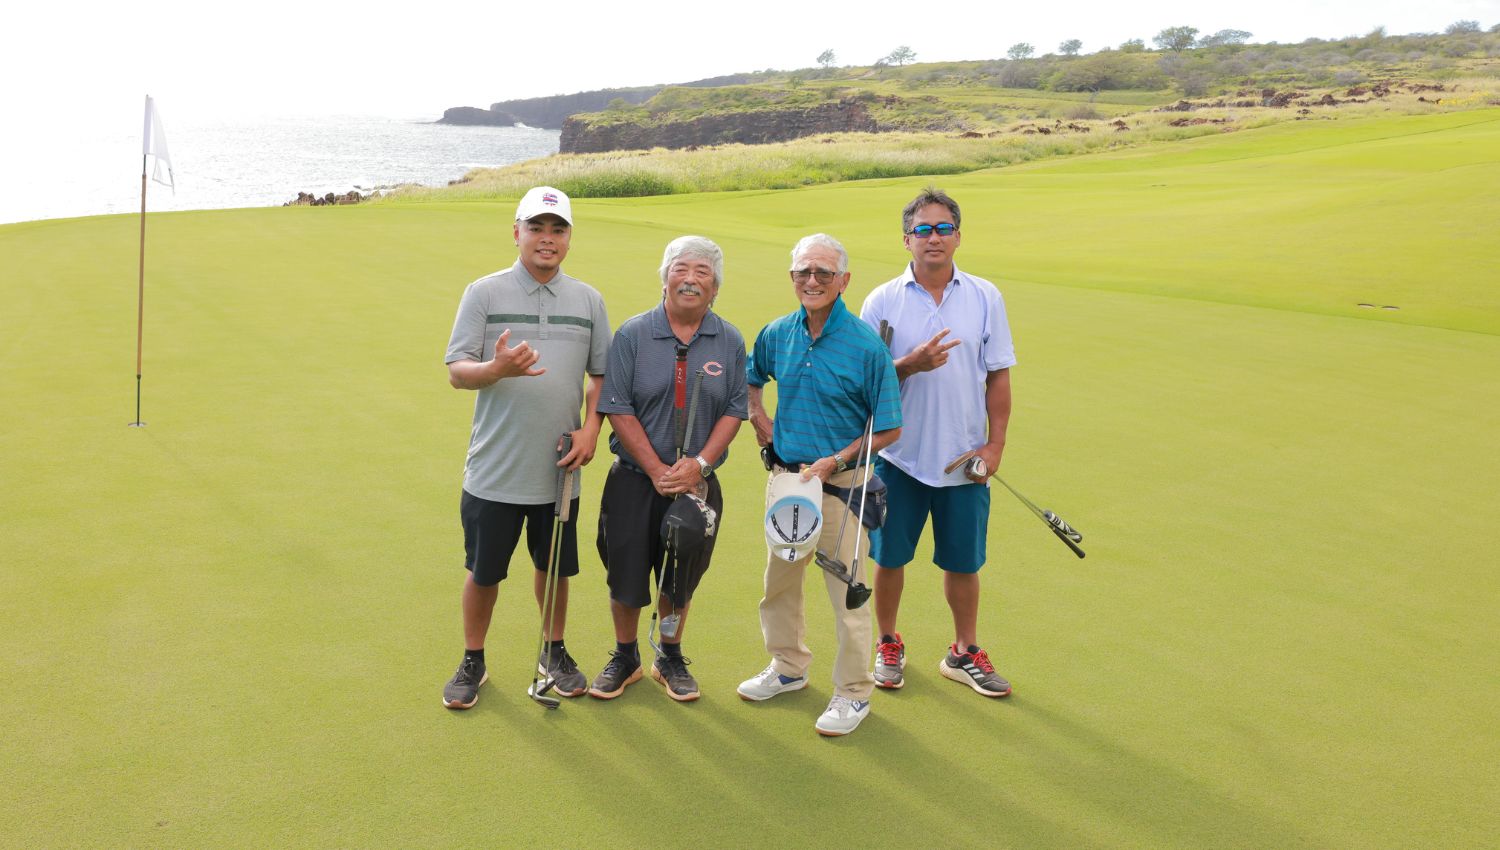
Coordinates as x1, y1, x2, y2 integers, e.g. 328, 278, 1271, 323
814, 695, 870, 736
737, 662, 807, 701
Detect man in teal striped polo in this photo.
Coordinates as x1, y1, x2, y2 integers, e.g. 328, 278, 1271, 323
737, 233, 901, 736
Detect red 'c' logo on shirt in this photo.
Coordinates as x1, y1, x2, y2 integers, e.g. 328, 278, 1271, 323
702, 361, 724, 377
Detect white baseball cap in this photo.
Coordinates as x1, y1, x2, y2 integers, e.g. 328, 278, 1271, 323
515, 185, 573, 225
765, 473, 823, 562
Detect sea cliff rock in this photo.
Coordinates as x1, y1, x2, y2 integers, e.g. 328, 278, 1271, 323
438, 75, 755, 129
440, 106, 520, 126
559, 99, 879, 154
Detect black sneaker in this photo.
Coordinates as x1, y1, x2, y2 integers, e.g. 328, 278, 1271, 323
538, 646, 588, 697
443, 656, 487, 709
651, 653, 700, 702
588, 650, 643, 699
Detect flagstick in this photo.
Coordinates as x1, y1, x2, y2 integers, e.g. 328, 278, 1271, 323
131, 155, 147, 428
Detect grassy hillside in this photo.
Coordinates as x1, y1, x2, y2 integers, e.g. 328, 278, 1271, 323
3, 110, 1497, 848
399, 80, 1500, 203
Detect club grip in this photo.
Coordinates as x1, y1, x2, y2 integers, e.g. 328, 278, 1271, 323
555, 434, 574, 521
1050, 525, 1086, 559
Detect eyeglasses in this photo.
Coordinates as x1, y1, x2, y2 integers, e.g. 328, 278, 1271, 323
790, 268, 838, 284
906, 223, 958, 237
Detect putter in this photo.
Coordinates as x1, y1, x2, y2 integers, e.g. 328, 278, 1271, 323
527, 433, 574, 709
950, 449, 1086, 559
660, 366, 706, 640
813, 320, 891, 609
649, 348, 696, 653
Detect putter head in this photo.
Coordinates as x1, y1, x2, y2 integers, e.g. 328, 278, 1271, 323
845, 581, 872, 610
527, 679, 561, 709
814, 550, 853, 584
659, 612, 681, 640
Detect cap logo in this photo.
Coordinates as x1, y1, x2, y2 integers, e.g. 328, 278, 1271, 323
542, 192, 559, 206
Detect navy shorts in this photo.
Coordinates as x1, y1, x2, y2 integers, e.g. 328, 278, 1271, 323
869, 457, 990, 573
596, 463, 722, 609
460, 489, 580, 587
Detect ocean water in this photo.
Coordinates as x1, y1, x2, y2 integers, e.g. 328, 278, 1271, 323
3, 114, 560, 225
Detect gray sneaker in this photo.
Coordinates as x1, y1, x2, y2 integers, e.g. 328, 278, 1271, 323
539, 646, 588, 697
939, 643, 1012, 697
443, 656, 487, 709
651, 653, 700, 702
874, 634, 905, 689
737, 662, 807, 701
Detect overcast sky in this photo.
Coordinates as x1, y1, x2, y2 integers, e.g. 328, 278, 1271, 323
9, 0, 1498, 126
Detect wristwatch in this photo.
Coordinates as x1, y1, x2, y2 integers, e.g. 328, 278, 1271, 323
695, 454, 715, 478
832, 453, 849, 473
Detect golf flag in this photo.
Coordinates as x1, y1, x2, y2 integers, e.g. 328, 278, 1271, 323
143, 95, 174, 191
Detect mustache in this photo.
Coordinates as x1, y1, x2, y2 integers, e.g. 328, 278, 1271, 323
675, 284, 704, 295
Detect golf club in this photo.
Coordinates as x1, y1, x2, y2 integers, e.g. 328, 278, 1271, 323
947, 451, 1085, 559
813, 320, 892, 609
527, 433, 573, 709
649, 346, 693, 654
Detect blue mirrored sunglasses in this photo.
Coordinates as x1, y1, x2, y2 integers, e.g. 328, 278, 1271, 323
907, 223, 958, 237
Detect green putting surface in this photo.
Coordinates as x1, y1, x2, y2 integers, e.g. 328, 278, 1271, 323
3, 109, 1497, 848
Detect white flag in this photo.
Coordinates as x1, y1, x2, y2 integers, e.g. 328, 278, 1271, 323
143, 95, 175, 191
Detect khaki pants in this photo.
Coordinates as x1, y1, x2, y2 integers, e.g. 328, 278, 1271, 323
758, 469, 874, 700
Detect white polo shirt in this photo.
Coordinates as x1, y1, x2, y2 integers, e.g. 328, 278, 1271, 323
860, 263, 1016, 487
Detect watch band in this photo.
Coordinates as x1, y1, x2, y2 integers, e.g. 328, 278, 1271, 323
832, 453, 849, 472
695, 454, 714, 478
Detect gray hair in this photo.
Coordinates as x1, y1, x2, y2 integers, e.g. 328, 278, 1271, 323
659, 235, 724, 288
789, 233, 848, 274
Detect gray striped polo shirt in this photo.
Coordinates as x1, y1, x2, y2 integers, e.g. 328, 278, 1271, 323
598, 303, 748, 471
445, 260, 611, 504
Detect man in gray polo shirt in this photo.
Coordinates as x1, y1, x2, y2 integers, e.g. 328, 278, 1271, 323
589, 235, 747, 702
440, 185, 611, 710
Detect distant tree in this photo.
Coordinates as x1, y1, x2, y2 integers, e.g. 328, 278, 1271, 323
1491, 22, 1500, 33
1119, 38, 1145, 53
1154, 26, 1199, 53
1059, 39, 1083, 56
788, 74, 805, 89
1007, 42, 1035, 60
1198, 29, 1252, 47
887, 45, 917, 66
1366, 25, 1387, 40
817, 49, 837, 68
1445, 20, 1481, 34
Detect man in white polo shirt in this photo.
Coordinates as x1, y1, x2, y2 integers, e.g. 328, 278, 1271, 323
859, 187, 1018, 698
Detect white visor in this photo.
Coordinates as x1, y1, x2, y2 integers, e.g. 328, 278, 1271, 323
764, 473, 823, 562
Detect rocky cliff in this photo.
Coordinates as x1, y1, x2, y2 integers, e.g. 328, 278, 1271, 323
559, 99, 879, 154
438, 74, 755, 129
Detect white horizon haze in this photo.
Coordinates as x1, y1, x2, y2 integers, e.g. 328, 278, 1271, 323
9, 0, 1498, 125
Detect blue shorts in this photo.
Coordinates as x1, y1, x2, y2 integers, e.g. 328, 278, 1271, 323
869, 457, 990, 574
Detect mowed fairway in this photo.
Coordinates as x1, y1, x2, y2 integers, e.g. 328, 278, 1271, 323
3, 109, 1497, 848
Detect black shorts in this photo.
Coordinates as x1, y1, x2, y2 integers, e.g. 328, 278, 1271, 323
596, 463, 722, 609
461, 489, 580, 587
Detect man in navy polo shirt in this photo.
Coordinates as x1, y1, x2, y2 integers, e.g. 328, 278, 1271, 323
737, 233, 901, 737
859, 187, 1017, 698
589, 236, 747, 703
